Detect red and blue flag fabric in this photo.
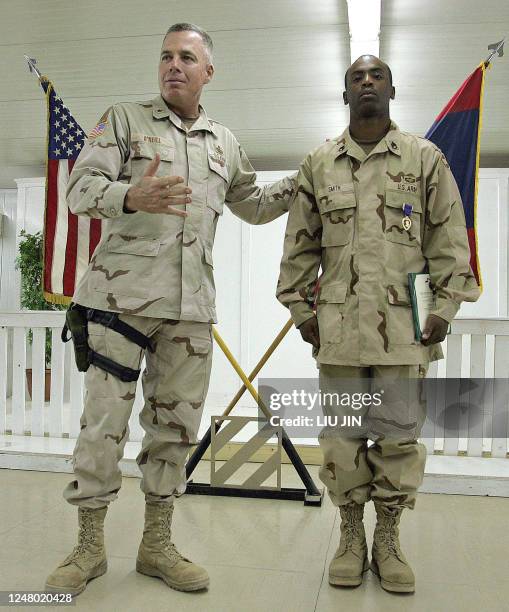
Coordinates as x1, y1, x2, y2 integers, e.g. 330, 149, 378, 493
40, 77, 102, 304
425, 63, 486, 289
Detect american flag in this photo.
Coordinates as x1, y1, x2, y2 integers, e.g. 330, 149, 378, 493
40, 77, 102, 304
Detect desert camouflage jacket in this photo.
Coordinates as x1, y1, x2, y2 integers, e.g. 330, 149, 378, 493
67, 96, 296, 322
277, 122, 480, 366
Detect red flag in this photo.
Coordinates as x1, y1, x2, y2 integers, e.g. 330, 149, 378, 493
425, 63, 486, 289
40, 77, 101, 304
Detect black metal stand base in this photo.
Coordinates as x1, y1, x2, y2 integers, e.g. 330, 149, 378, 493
186, 480, 324, 506
186, 421, 324, 507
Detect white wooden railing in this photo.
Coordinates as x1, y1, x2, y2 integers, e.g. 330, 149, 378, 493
0, 311, 148, 442
0, 311, 77, 438
0, 312, 508, 460
424, 319, 509, 459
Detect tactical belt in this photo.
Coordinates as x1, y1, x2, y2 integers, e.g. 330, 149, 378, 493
86, 309, 155, 353
88, 349, 141, 383
62, 305, 155, 383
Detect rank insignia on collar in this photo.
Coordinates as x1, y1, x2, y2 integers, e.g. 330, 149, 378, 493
215, 145, 224, 157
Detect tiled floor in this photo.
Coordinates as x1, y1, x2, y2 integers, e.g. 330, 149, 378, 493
1, 466, 508, 612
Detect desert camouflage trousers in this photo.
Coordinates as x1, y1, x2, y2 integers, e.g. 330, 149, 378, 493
64, 314, 213, 509
318, 363, 428, 510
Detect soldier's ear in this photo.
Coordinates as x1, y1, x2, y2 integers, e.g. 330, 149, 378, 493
390, 86, 396, 100
342, 91, 349, 106
204, 63, 214, 84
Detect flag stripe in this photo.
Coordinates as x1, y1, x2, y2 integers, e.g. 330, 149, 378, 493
427, 108, 479, 227
434, 67, 483, 121
43, 159, 59, 295
472, 64, 486, 291
63, 160, 78, 296
50, 160, 70, 295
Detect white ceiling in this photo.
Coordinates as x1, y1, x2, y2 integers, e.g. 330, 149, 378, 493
0, 0, 508, 188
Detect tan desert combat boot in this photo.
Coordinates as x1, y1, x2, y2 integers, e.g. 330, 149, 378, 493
329, 502, 369, 587
136, 502, 209, 592
371, 503, 415, 593
45, 506, 108, 596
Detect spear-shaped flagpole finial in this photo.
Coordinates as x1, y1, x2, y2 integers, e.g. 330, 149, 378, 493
484, 38, 505, 67
24, 54, 43, 80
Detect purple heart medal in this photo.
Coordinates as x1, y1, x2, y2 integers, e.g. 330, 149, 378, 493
401, 203, 413, 231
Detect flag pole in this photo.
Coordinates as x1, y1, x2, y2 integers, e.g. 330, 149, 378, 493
484, 38, 505, 67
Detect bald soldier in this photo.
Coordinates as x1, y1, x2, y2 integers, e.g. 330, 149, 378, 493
277, 56, 479, 593
45, 23, 296, 596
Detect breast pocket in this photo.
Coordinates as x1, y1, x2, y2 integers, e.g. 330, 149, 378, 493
317, 184, 356, 247
130, 140, 175, 182
384, 178, 422, 247
206, 154, 229, 216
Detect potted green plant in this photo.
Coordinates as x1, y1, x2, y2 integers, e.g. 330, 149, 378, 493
15, 230, 66, 400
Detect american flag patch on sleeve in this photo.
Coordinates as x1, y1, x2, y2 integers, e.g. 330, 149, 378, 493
88, 121, 107, 140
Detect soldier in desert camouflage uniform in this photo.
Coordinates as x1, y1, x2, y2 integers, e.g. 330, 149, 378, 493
45, 23, 296, 596
277, 55, 479, 593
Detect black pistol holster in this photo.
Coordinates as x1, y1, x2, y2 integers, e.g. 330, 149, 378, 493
62, 304, 90, 372
61, 303, 155, 383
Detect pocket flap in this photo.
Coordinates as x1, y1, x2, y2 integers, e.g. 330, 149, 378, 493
385, 178, 422, 213
131, 139, 175, 162
318, 283, 347, 304
203, 245, 214, 267
317, 185, 356, 212
106, 235, 161, 256
186, 337, 212, 356
387, 284, 411, 306
207, 199, 224, 215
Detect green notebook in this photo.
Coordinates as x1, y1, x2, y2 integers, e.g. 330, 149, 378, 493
408, 272, 435, 342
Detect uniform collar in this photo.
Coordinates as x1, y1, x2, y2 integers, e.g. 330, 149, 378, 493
150, 95, 216, 135
334, 120, 401, 159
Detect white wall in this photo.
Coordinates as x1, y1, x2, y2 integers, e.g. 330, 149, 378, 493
458, 169, 509, 318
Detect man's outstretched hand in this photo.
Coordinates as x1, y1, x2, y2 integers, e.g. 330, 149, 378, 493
298, 316, 320, 350
124, 153, 191, 216
421, 313, 449, 346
